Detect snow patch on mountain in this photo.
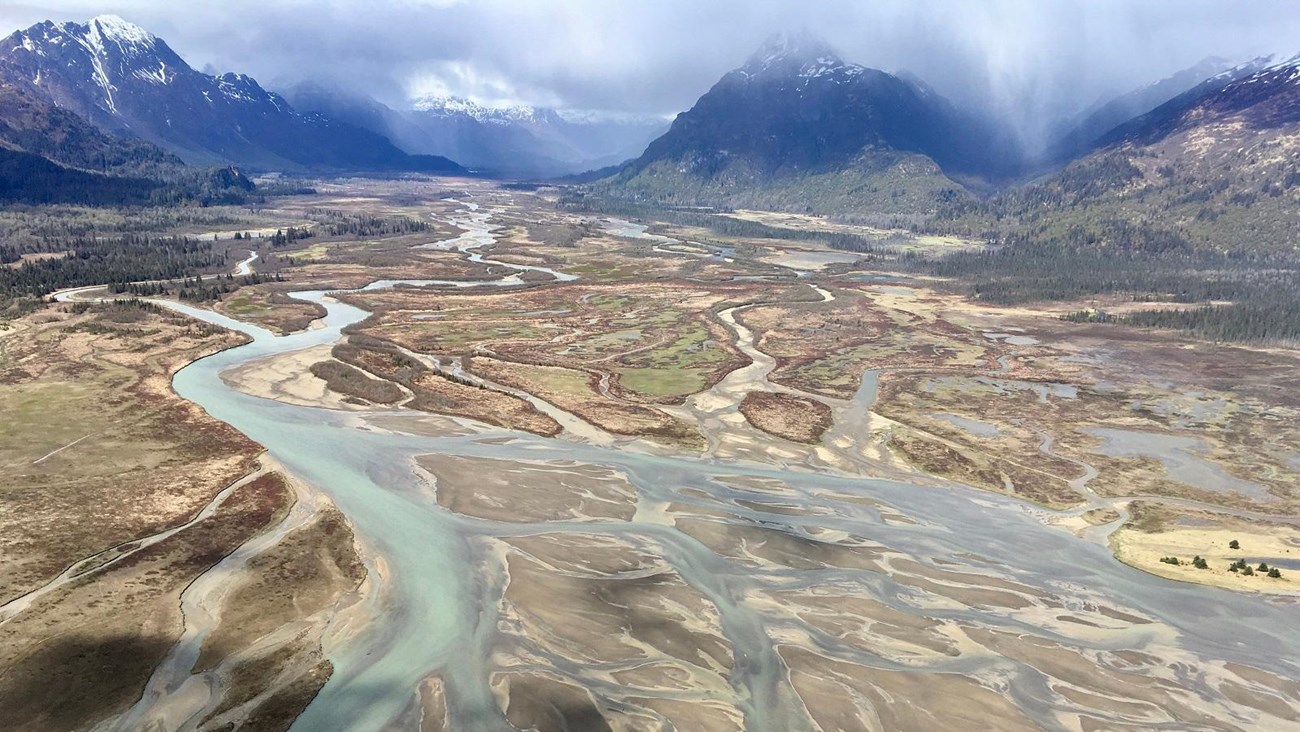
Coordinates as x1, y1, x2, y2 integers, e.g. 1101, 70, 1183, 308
133, 60, 170, 85
1261, 53, 1300, 75
4, 15, 166, 112
1189, 53, 1300, 93
732, 32, 871, 90
77, 35, 118, 112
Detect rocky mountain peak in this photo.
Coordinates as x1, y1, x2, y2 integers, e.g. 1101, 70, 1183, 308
742, 31, 848, 78
12, 14, 163, 61
747, 31, 838, 66
84, 15, 158, 54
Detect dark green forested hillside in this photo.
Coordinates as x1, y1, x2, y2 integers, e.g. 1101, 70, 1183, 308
0, 147, 161, 205
598, 151, 969, 220
0, 79, 273, 206
0, 82, 182, 176
0, 146, 263, 207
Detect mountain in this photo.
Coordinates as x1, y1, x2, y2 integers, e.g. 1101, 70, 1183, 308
0, 78, 180, 174
0, 16, 464, 173
1050, 56, 1262, 159
0, 145, 160, 205
405, 97, 668, 177
962, 53, 1300, 259
1096, 54, 1300, 149
0, 75, 260, 205
596, 32, 1016, 215
283, 84, 666, 178
279, 82, 407, 148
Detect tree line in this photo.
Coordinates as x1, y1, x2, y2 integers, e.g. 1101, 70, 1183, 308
112, 271, 286, 303
0, 233, 224, 315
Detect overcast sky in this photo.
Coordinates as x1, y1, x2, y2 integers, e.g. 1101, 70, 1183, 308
4, 0, 1300, 147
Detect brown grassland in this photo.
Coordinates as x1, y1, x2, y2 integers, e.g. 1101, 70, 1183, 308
0, 301, 366, 730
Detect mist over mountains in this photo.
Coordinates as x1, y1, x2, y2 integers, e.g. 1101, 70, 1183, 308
282, 83, 667, 178
1, 9, 1299, 217
0, 16, 461, 174
6, 0, 1297, 156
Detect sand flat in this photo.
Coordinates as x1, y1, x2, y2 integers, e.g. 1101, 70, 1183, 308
420, 454, 638, 522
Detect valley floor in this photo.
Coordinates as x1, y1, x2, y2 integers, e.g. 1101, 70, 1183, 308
2, 176, 1298, 730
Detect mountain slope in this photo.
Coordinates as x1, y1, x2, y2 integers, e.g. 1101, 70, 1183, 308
0, 77, 259, 205
945, 54, 1300, 258
0, 145, 159, 205
0, 79, 180, 175
283, 84, 665, 178
1097, 55, 1300, 149
916, 55, 1300, 346
597, 33, 1012, 215
0, 16, 463, 173
1050, 56, 1243, 160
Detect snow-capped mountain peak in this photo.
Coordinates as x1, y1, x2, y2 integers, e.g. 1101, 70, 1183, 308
85, 14, 157, 53
744, 31, 845, 74
214, 72, 286, 108
410, 95, 543, 124
3, 13, 176, 112
625, 32, 1020, 184
749, 31, 837, 66
6, 15, 151, 57
735, 31, 866, 86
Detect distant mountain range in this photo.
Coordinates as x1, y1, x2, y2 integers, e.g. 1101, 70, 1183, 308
283, 84, 666, 178
1, 14, 1298, 226
0, 13, 665, 185
0, 15, 462, 175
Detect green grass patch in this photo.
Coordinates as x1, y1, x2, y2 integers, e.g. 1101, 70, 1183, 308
222, 292, 270, 316
615, 321, 731, 398
615, 367, 709, 398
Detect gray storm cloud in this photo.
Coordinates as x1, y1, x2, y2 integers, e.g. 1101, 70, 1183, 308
4, 0, 1300, 153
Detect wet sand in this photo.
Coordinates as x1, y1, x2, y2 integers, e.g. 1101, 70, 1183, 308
419, 454, 639, 522
222, 345, 364, 411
